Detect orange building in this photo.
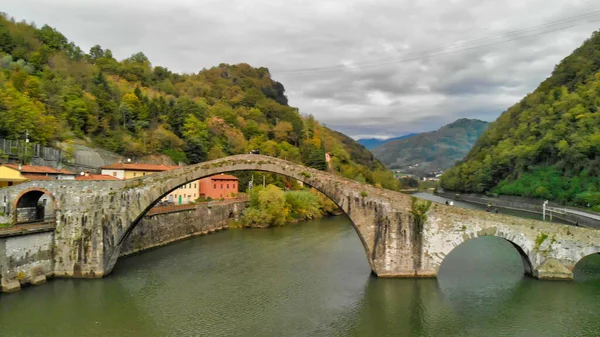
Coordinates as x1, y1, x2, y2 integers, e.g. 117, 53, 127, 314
199, 174, 239, 199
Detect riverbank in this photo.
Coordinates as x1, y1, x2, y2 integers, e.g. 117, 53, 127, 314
436, 191, 600, 229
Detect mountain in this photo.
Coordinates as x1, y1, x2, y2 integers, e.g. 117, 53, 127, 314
357, 134, 417, 150
441, 30, 600, 208
372, 119, 489, 174
0, 13, 399, 190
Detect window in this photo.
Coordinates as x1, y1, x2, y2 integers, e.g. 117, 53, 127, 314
133, 172, 137, 177
112, 172, 117, 177
227, 184, 229, 189
143, 172, 146, 176
221, 184, 223, 189
194, 194, 196, 197
214, 184, 216, 189
194, 183, 196, 188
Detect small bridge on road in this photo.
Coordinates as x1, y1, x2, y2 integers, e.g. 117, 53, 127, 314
1, 155, 599, 292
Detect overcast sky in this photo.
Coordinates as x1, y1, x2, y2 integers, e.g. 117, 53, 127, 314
4, 0, 600, 139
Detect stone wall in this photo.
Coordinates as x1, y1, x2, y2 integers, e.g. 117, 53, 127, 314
0, 230, 54, 292
120, 200, 248, 256
437, 191, 600, 229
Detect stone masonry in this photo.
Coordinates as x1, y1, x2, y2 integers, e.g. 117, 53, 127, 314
0, 154, 598, 287
120, 200, 247, 256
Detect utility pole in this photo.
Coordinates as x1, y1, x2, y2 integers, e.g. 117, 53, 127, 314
23, 130, 29, 164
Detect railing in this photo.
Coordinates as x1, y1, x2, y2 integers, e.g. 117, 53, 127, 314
0, 138, 61, 162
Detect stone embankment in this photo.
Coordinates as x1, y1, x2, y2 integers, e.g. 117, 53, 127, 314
0, 200, 248, 293
120, 200, 247, 256
437, 191, 600, 229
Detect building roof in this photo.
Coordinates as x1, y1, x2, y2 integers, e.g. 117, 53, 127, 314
0, 165, 29, 182
22, 174, 54, 181
208, 174, 238, 181
4, 164, 75, 175
76, 174, 121, 181
100, 163, 180, 172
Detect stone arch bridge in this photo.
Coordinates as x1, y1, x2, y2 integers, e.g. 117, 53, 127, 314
0, 155, 599, 286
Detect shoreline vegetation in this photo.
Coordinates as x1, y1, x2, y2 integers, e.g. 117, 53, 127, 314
230, 184, 341, 228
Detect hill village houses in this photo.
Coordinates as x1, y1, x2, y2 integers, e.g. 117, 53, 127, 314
0, 162, 239, 205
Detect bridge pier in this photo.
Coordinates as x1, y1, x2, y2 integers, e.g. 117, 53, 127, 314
533, 259, 574, 280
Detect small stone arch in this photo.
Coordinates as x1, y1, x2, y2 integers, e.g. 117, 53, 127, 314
439, 233, 534, 277
13, 188, 57, 224
572, 250, 600, 278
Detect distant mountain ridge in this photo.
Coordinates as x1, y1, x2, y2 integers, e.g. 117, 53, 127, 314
371, 119, 489, 174
357, 134, 417, 149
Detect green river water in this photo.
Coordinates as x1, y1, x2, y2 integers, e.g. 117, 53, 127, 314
1, 216, 599, 337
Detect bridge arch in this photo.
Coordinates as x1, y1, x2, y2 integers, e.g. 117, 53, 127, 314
13, 188, 57, 224
438, 232, 534, 277
103, 155, 381, 276
572, 251, 600, 279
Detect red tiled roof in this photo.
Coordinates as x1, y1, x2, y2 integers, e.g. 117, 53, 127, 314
22, 174, 54, 181
4, 164, 75, 175
76, 174, 121, 181
208, 174, 238, 181
100, 163, 180, 172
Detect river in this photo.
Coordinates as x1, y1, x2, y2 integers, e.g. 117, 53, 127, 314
1, 216, 599, 336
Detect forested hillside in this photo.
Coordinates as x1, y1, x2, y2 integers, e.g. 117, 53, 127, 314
372, 119, 488, 174
0, 13, 398, 190
442, 30, 600, 208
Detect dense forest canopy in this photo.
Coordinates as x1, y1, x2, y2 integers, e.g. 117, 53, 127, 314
0, 13, 399, 190
441, 30, 600, 209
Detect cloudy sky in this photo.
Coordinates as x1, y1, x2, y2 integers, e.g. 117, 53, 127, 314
4, 0, 600, 138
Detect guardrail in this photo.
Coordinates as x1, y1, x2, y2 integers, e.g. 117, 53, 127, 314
0, 138, 61, 162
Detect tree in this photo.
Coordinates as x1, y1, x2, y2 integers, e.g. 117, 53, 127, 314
0, 21, 14, 53
35, 24, 67, 50
273, 121, 293, 142
88, 45, 104, 64
242, 185, 290, 227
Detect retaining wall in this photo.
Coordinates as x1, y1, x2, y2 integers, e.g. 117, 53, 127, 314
120, 200, 248, 256
0, 229, 54, 292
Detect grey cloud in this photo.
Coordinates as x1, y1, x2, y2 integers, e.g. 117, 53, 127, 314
4, 0, 599, 138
